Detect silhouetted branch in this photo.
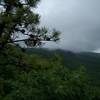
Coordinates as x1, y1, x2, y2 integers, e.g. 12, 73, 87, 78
8, 38, 53, 44
0, 4, 5, 6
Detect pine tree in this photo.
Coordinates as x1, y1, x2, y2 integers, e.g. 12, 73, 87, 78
0, 0, 60, 49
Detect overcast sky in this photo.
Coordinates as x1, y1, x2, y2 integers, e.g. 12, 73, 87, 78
36, 0, 100, 52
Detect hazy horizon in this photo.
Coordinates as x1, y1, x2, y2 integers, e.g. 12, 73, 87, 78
36, 0, 100, 53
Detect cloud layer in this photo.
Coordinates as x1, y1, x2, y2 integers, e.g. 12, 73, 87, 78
36, 0, 100, 52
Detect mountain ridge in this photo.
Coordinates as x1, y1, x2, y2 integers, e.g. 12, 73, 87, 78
25, 48, 100, 86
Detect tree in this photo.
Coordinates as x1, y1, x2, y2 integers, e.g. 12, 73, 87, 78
0, 0, 60, 49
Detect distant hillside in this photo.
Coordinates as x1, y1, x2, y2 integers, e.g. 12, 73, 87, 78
26, 48, 100, 86
25, 48, 100, 70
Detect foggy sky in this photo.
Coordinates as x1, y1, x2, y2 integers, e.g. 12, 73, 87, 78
36, 0, 100, 52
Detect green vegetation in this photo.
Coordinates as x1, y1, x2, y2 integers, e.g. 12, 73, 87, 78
0, 45, 99, 100
26, 48, 100, 86
0, 0, 60, 48
0, 0, 100, 99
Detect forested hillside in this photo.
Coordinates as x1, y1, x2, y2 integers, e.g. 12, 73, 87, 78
0, 45, 100, 99
26, 48, 100, 86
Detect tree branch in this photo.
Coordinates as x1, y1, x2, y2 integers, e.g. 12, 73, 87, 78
0, 3, 29, 7
0, 4, 5, 6
12, 39, 28, 43
9, 38, 53, 43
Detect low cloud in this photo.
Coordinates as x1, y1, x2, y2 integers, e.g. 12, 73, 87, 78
36, 0, 100, 52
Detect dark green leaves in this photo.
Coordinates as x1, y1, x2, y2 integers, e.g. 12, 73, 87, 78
0, 0, 61, 48
27, 0, 40, 7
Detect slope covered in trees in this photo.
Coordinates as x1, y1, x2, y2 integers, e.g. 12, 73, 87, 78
26, 48, 100, 86
0, 45, 100, 100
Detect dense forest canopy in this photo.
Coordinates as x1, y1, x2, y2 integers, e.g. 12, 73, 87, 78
0, 45, 100, 100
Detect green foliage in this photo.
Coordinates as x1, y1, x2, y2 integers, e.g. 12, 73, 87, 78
0, 0, 99, 99
26, 48, 100, 86
0, 0, 60, 48
0, 46, 100, 100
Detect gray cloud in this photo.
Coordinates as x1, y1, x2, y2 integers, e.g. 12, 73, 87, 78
36, 0, 100, 52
